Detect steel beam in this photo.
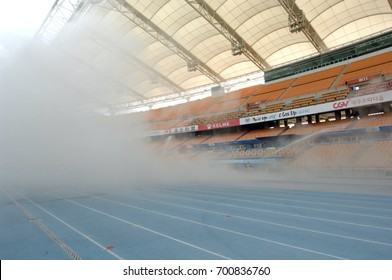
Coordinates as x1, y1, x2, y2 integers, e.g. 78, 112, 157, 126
64, 49, 147, 102
108, 0, 224, 83
34, 0, 91, 44
91, 33, 185, 93
276, 0, 328, 53
185, 0, 270, 70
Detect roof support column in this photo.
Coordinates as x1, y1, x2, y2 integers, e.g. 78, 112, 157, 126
107, 0, 224, 84
186, 0, 270, 70
276, 0, 328, 53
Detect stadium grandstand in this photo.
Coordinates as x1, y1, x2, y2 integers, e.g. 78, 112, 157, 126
144, 49, 392, 177
1, 0, 392, 262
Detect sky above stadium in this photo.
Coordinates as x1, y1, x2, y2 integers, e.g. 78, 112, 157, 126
0, 0, 54, 37
0, 0, 54, 58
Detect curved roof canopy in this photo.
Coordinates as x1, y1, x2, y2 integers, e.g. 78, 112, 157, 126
37, 0, 392, 113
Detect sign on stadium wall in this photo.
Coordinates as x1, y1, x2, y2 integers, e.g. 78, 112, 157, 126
198, 119, 240, 131
144, 129, 171, 137
144, 125, 198, 136
335, 91, 391, 108
170, 125, 198, 134
240, 90, 392, 125
345, 73, 382, 86
145, 90, 392, 136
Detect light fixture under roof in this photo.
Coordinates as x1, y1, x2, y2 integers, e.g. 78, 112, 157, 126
187, 60, 197, 72
231, 41, 244, 56
289, 9, 305, 33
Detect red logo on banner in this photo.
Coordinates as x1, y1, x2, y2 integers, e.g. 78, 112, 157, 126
333, 101, 349, 109
198, 119, 240, 131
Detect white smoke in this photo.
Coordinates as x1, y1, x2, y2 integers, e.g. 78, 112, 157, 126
0, 36, 247, 195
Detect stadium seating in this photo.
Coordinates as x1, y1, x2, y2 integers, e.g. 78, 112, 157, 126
336, 62, 392, 86
290, 142, 362, 168
220, 85, 261, 102
239, 127, 286, 140
282, 77, 337, 99
144, 51, 392, 173
351, 113, 392, 129
353, 140, 392, 169
315, 90, 349, 104
280, 65, 345, 99
282, 119, 353, 136
246, 89, 284, 108
293, 65, 346, 86
246, 79, 296, 107
344, 51, 392, 73
184, 135, 210, 145
202, 131, 247, 144
204, 98, 247, 115
142, 51, 392, 131
285, 96, 316, 109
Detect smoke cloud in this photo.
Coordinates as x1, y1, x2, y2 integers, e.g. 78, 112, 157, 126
0, 36, 248, 196
1, 16, 390, 199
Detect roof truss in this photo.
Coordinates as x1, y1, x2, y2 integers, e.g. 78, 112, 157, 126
276, 0, 328, 53
34, 0, 91, 44
91, 32, 185, 93
185, 0, 271, 70
107, 0, 224, 83
63, 49, 146, 104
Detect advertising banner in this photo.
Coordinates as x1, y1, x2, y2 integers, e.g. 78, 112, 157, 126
170, 125, 198, 134
240, 90, 392, 125
198, 119, 240, 131
144, 129, 171, 137
145, 90, 392, 135
345, 73, 381, 86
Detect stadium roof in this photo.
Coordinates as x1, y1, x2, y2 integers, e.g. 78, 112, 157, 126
35, 0, 392, 113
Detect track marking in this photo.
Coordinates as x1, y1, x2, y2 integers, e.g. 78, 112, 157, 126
62, 198, 231, 260
88, 195, 346, 259
163, 187, 392, 217
1, 188, 82, 260
175, 181, 392, 208
136, 190, 392, 231
17, 193, 124, 260
190, 186, 392, 211
110, 195, 392, 248
183, 179, 392, 198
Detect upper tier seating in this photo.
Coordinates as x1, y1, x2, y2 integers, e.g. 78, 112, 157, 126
142, 51, 392, 130
282, 118, 353, 136
239, 127, 286, 140
202, 131, 247, 144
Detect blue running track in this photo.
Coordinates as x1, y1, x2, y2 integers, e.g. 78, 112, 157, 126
1, 177, 392, 260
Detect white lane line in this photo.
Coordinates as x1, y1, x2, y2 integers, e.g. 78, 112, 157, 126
20, 194, 124, 260
185, 182, 392, 204
177, 182, 392, 208
181, 185, 392, 212
90, 196, 345, 259
163, 187, 392, 217
136, 190, 392, 231
1, 188, 82, 260
184, 181, 392, 202
111, 195, 392, 248
63, 198, 231, 260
